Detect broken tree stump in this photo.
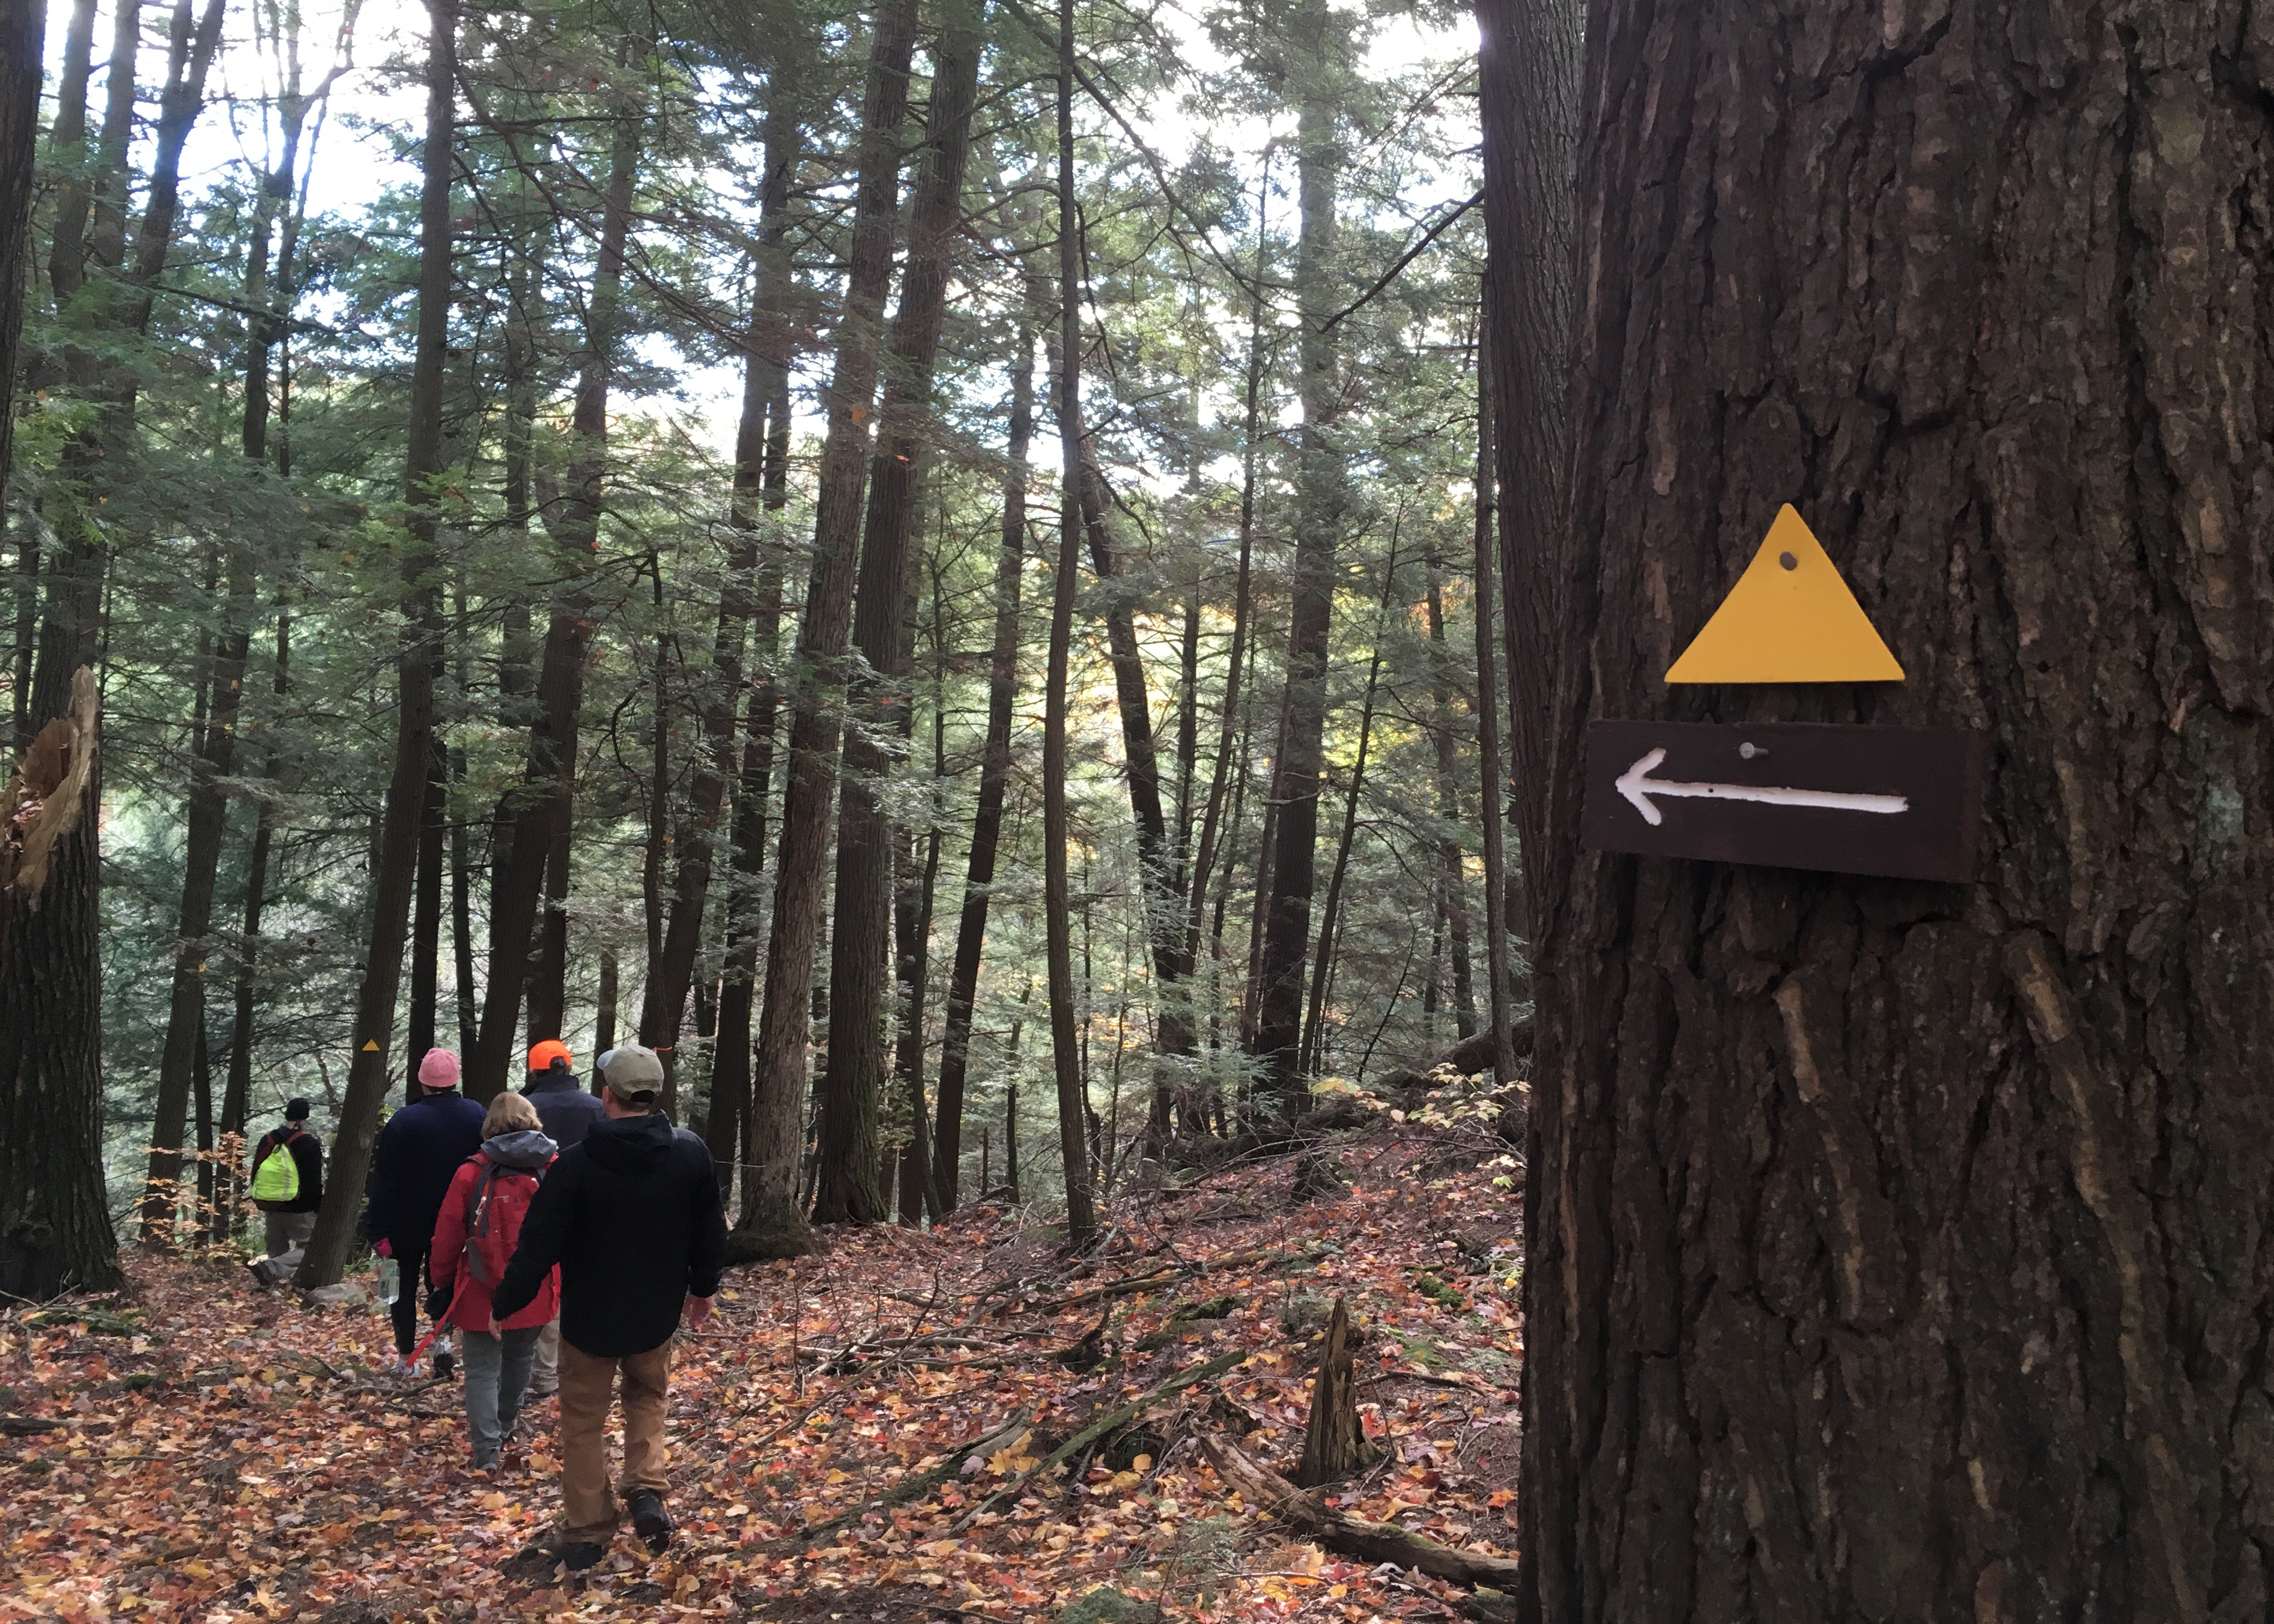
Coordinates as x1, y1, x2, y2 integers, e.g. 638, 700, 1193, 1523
1296, 1297, 1379, 1487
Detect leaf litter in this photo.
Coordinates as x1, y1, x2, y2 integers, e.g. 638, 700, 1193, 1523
1, 1117, 1521, 1622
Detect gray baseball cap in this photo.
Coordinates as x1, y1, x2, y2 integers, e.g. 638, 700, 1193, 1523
595, 1043, 665, 1099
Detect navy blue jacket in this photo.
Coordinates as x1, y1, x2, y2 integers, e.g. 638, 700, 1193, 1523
523, 1069, 605, 1150
363, 1090, 487, 1258
493, 1110, 727, 1357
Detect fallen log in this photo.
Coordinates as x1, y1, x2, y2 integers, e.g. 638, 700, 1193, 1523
1198, 1429, 1522, 1592
954, 1350, 1246, 1531
786, 1408, 1035, 1545
1371, 1022, 1533, 1097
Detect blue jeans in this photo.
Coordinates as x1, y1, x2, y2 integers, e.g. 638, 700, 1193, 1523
461, 1326, 541, 1466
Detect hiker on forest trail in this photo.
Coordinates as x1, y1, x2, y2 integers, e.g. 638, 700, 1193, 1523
248, 1098, 323, 1258
428, 1091, 559, 1471
365, 1049, 486, 1380
522, 1040, 604, 1149
493, 1043, 727, 1572
520, 1039, 602, 1401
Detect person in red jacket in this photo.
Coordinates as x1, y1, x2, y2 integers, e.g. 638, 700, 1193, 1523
429, 1092, 560, 1471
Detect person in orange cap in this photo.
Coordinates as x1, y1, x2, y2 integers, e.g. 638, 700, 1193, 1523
518, 1039, 601, 1396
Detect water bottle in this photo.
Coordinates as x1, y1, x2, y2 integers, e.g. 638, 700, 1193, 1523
377, 1255, 400, 1306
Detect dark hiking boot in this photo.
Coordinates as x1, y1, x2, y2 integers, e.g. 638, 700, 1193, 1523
628, 1489, 673, 1555
509, 1537, 604, 1578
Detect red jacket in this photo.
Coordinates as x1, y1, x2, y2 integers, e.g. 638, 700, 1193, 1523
429, 1133, 559, 1333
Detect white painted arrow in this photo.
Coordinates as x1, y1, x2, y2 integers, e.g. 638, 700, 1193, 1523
1615, 747, 1910, 828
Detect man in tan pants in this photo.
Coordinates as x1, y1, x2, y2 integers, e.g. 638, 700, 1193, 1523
491, 1044, 727, 1569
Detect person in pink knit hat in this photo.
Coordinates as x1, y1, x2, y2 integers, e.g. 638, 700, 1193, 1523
363, 1048, 486, 1379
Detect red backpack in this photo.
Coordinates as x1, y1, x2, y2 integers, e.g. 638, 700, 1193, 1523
460, 1160, 543, 1286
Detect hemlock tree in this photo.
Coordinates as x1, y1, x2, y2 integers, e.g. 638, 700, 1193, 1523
1505, 2, 2274, 1618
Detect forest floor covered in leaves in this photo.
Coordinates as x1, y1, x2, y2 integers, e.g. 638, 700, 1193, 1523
1, 1110, 1524, 1623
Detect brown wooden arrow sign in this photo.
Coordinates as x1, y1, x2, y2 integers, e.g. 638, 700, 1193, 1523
1582, 720, 1989, 882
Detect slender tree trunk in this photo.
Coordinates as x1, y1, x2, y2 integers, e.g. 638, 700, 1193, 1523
595, 949, 619, 1057
1467, 342, 1517, 1088
1298, 538, 1399, 1079
219, 607, 288, 1241
1043, 0, 1097, 1247
640, 554, 675, 1107
143, 544, 253, 1243
1250, 0, 1348, 1110
294, 0, 455, 1289
407, 730, 447, 1071
469, 47, 644, 1100
893, 792, 944, 1226
1072, 444, 1197, 1138
931, 249, 1043, 1211
739, 0, 920, 1252
813, 4, 983, 1226
894, 554, 950, 1225
450, 741, 476, 1052
191, 1011, 213, 1229
1424, 571, 1478, 1040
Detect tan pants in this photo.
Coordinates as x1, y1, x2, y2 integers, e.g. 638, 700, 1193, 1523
556, 1338, 673, 1544
532, 1316, 560, 1392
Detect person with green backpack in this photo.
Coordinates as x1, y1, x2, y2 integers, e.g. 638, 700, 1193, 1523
249, 1099, 324, 1258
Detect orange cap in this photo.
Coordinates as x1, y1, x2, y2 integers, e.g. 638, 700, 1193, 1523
527, 1039, 573, 1072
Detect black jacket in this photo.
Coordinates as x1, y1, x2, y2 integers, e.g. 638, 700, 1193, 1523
523, 1069, 605, 1150
362, 1091, 487, 1257
493, 1110, 727, 1357
252, 1125, 324, 1214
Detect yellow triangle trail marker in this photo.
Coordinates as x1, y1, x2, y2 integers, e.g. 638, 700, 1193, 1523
1665, 504, 1905, 683
362, 1040, 381, 1052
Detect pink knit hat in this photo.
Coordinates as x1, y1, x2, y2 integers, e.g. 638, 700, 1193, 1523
417, 1048, 462, 1089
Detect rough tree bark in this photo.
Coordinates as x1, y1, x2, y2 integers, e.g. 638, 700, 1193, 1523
1505, 3, 2274, 1620
1475, 0, 1576, 934
0, 671, 118, 1296
738, 0, 920, 1255
813, 4, 983, 1226
296, 0, 453, 1288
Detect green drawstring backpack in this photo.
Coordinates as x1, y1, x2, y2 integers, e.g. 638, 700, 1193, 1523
249, 1132, 306, 1203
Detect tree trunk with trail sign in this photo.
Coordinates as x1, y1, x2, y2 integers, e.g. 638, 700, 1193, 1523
1499, 1, 2274, 1619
